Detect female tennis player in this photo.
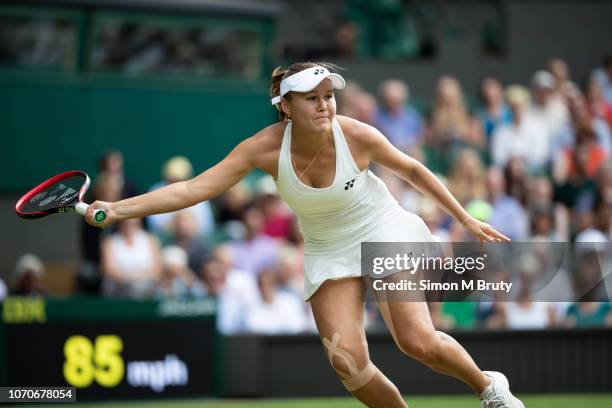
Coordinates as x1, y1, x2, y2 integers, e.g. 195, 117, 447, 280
86, 62, 524, 408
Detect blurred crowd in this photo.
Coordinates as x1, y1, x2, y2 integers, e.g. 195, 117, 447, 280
4, 55, 612, 335
0, 15, 261, 78
90, 21, 262, 78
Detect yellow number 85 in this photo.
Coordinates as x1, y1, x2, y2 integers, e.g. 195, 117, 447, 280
63, 335, 124, 388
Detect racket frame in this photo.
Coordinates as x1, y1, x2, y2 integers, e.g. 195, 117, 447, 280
15, 170, 91, 219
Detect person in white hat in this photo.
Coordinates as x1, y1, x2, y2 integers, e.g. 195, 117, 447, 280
146, 155, 216, 238
85, 62, 521, 407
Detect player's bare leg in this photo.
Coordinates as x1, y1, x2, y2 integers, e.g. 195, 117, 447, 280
377, 300, 490, 393
310, 278, 408, 408
377, 299, 524, 407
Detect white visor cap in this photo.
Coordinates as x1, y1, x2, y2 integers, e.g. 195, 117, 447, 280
271, 66, 345, 105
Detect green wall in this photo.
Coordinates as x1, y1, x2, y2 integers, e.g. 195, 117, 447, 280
1, 74, 275, 191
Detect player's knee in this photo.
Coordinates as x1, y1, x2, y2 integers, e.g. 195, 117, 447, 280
325, 338, 368, 376
328, 349, 368, 377
396, 331, 440, 364
322, 332, 376, 391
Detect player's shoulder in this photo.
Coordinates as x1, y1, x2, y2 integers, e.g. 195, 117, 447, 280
336, 115, 383, 147
229, 122, 284, 160
241, 122, 286, 152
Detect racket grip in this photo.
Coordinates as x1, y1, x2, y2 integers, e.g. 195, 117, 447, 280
75, 202, 107, 223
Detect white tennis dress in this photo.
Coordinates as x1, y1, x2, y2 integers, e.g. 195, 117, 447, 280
275, 119, 434, 299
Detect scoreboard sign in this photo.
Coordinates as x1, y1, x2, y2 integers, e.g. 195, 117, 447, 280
0, 297, 219, 400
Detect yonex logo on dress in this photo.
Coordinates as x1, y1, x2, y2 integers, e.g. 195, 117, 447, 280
344, 178, 356, 190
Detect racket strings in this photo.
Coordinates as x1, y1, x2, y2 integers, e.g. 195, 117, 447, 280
19, 175, 86, 213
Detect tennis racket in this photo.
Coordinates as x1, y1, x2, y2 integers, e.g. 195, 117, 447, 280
15, 170, 107, 223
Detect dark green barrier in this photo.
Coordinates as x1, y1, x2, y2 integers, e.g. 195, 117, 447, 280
0, 3, 278, 191
223, 329, 612, 397
0, 296, 220, 400
1, 75, 275, 191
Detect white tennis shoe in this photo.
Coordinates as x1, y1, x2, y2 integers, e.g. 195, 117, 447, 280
479, 371, 525, 408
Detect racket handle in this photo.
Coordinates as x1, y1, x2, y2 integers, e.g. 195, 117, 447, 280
75, 202, 107, 223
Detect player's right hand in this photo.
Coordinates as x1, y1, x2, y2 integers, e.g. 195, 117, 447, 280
85, 200, 117, 228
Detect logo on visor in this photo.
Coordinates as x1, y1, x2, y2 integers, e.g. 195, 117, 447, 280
313, 68, 325, 75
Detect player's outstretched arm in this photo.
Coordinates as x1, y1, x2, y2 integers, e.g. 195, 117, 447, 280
86, 138, 256, 228
342, 116, 510, 243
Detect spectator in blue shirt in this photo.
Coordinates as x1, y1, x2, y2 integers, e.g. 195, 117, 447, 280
477, 77, 512, 143
375, 79, 424, 152
485, 166, 529, 241
592, 55, 612, 104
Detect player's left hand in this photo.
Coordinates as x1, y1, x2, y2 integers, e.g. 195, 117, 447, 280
462, 216, 511, 243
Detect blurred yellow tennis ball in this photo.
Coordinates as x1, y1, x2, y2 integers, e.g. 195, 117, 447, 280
466, 199, 492, 222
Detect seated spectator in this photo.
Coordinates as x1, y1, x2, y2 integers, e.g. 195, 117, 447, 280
476, 77, 512, 143
485, 166, 528, 241
529, 70, 569, 140
244, 268, 306, 334
426, 76, 483, 173
557, 128, 606, 186
147, 156, 215, 238
504, 156, 529, 205
565, 302, 612, 327
553, 90, 611, 165
212, 245, 260, 303
575, 195, 611, 241
530, 205, 557, 240
375, 79, 424, 151
553, 144, 598, 211
526, 176, 570, 241
277, 245, 304, 297
336, 80, 362, 117
155, 246, 201, 299
100, 218, 162, 299
11, 254, 46, 296
503, 256, 556, 329
548, 57, 578, 99
491, 85, 550, 174
571, 233, 610, 302
591, 54, 612, 104
427, 76, 471, 145
527, 176, 554, 208
448, 148, 486, 206
504, 301, 555, 329
161, 210, 210, 274
586, 76, 612, 127
353, 90, 379, 126
526, 241, 573, 308
98, 150, 139, 197
197, 246, 259, 334
257, 189, 294, 240
586, 74, 612, 126
464, 115, 487, 152
213, 181, 253, 226
227, 203, 280, 276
